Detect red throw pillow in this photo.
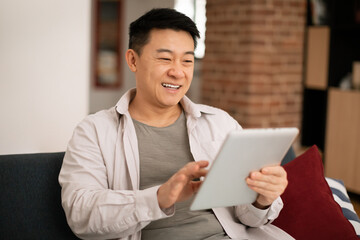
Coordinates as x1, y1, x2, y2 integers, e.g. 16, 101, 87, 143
272, 145, 358, 240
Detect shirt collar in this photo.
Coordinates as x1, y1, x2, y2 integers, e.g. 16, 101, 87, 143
180, 94, 217, 118
115, 88, 136, 115
115, 88, 217, 117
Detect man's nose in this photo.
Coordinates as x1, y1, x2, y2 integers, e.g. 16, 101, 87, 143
168, 62, 185, 79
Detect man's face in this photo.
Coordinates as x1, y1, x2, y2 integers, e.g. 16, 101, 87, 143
131, 29, 195, 110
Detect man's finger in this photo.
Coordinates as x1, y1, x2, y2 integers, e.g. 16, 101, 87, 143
190, 180, 203, 193
181, 161, 209, 179
246, 177, 279, 191
261, 166, 286, 177
249, 172, 282, 185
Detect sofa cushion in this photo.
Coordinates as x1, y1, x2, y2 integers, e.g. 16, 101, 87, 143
0, 152, 79, 240
326, 177, 360, 237
272, 145, 358, 239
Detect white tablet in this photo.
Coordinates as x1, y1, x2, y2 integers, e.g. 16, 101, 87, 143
190, 127, 299, 211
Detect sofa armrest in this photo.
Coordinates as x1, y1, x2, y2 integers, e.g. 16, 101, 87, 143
0, 152, 79, 239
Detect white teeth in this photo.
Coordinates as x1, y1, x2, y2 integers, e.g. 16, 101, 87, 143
162, 83, 180, 89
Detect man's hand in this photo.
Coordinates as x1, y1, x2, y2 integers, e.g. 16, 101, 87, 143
157, 161, 209, 209
246, 165, 288, 209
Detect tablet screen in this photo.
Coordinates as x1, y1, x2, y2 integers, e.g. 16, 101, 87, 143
190, 128, 298, 211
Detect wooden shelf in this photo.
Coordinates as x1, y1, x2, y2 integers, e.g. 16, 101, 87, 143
301, 0, 360, 150
325, 88, 360, 194
304, 27, 330, 90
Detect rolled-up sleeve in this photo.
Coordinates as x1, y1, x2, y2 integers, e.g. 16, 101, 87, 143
234, 197, 284, 227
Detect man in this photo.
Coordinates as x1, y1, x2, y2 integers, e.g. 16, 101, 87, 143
59, 8, 293, 240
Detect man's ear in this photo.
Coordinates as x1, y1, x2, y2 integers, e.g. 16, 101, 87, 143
125, 49, 138, 72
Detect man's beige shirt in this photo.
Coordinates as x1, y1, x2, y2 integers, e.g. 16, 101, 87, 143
59, 89, 294, 240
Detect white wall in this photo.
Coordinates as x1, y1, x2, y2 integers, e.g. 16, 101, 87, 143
0, 0, 180, 154
89, 0, 175, 113
0, 0, 91, 154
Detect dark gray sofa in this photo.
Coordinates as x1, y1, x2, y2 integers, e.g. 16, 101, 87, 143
0, 149, 297, 240
0, 152, 79, 239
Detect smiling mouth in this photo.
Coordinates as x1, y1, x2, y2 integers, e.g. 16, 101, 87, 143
161, 83, 181, 90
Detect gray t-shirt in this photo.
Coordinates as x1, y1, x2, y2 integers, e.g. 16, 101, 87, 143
133, 111, 230, 240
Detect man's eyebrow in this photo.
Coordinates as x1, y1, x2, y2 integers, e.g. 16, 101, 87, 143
156, 48, 194, 56
185, 51, 195, 56
156, 48, 172, 53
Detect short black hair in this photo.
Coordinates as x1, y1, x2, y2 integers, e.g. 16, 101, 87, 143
129, 8, 200, 55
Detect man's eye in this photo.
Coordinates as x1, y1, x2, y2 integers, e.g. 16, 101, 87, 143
160, 58, 171, 61
184, 60, 193, 63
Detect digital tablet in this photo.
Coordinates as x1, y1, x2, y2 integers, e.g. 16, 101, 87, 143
190, 127, 299, 211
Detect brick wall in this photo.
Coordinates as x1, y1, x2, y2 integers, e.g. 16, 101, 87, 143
202, 0, 306, 130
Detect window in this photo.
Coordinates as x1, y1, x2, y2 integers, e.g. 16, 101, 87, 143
174, 0, 206, 58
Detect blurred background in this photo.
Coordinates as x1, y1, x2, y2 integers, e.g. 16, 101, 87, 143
0, 0, 360, 205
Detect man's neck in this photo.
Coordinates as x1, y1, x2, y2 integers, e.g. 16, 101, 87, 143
129, 98, 182, 128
